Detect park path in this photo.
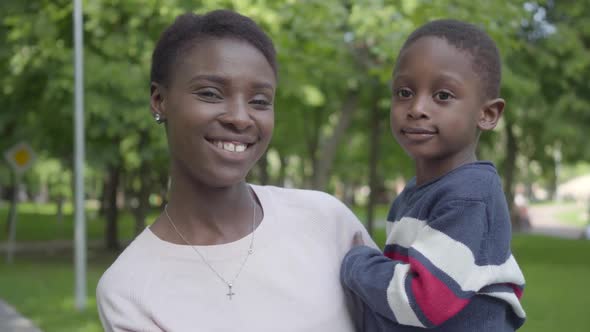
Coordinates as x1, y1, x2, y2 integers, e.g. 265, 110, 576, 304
527, 203, 586, 239
370, 203, 587, 239
0, 299, 42, 332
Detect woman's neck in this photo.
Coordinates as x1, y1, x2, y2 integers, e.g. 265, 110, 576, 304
155, 176, 258, 246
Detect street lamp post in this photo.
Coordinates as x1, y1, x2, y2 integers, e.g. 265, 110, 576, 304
73, 0, 86, 311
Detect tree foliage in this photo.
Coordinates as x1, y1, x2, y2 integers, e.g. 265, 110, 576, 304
2, 0, 589, 240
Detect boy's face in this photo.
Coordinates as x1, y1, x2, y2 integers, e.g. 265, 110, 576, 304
390, 36, 486, 169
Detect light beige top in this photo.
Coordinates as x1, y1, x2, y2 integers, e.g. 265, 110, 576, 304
97, 185, 375, 332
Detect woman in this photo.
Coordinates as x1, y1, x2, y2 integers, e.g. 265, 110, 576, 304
97, 9, 373, 332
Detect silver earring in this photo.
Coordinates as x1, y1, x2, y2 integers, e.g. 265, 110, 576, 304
153, 113, 165, 124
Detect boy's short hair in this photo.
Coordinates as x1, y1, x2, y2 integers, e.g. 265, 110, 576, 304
151, 10, 277, 87
398, 19, 501, 99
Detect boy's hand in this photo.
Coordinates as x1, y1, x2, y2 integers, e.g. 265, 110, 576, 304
352, 231, 365, 247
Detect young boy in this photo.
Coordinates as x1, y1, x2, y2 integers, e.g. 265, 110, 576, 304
341, 19, 526, 331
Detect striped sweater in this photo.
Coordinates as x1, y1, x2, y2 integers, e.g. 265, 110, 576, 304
341, 162, 526, 331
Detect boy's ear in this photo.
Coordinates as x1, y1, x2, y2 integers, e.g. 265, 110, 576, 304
150, 82, 167, 120
478, 98, 505, 131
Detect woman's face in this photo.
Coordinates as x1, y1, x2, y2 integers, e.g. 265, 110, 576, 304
152, 38, 276, 188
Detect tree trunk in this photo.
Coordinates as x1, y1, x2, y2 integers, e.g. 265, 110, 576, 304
159, 172, 170, 208
278, 153, 287, 187
56, 195, 64, 225
546, 158, 557, 200
130, 131, 151, 236
312, 91, 358, 190
5, 174, 18, 234
105, 164, 121, 250
99, 177, 108, 217
342, 181, 356, 207
258, 151, 269, 185
132, 161, 152, 237
502, 121, 519, 230
304, 107, 321, 189
366, 99, 381, 236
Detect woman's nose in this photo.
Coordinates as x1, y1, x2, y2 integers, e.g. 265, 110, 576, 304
219, 99, 254, 130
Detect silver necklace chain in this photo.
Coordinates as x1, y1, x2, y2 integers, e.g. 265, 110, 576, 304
164, 189, 256, 300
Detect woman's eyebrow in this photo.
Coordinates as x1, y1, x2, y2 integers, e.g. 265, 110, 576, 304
187, 74, 228, 86
186, 75, 274, 91
251, 81, 275, 91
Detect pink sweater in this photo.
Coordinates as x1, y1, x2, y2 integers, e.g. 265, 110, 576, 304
97, 185, 375, 332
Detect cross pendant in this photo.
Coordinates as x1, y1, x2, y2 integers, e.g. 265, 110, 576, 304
226, 284, 235, 300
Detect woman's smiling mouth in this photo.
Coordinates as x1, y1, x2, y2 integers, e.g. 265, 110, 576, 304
206, 138, 254, 153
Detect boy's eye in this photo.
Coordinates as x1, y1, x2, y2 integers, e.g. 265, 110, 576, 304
396, 88, 413, 98
434, 91, 454, 101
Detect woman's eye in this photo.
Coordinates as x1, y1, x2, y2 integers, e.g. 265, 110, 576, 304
396, 88, 413, 98
196, 89, 221, 100
251, 99, 271, 106
250, 94, 273, 108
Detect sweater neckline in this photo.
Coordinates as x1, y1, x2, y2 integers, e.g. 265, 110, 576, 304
408, 161, 494, 192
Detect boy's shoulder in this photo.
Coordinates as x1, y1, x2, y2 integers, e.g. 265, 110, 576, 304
433, 161, 502, 201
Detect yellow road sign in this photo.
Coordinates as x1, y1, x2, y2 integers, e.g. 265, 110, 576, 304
4, 142, 35, 174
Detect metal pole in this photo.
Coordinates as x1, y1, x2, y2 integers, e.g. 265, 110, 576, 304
5, 174, 19, 264
73, 0, 86, 311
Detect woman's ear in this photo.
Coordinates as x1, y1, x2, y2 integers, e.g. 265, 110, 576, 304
150, 82, 167, 123
478, 98, 505, 131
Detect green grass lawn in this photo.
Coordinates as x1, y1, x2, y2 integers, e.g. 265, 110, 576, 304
0, 251, 116, 332
1, 203, 590, 331
510, 234, 590, 332
0, 202, 157, 242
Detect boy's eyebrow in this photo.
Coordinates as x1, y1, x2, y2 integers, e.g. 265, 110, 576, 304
433, 72, 465, 85
391, 74, 411, 87
392, 73, 411, 82
392, 72, 465, 87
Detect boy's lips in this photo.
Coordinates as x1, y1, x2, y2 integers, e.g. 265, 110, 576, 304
400, 127, 437, 142
401, 127, 437, 135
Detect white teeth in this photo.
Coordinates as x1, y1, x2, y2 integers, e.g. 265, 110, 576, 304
213, 140, 248, 153
223, 142, 235, 152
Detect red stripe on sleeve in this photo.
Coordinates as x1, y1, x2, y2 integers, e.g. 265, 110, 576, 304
409, 256, 469, 326
510, 284, 524, 299
385, 251, 410, 263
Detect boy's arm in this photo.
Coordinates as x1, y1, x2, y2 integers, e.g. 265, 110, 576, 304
341, 199, 525, 328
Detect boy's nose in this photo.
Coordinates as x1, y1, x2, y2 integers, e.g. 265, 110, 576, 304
407, 97, 429, 119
